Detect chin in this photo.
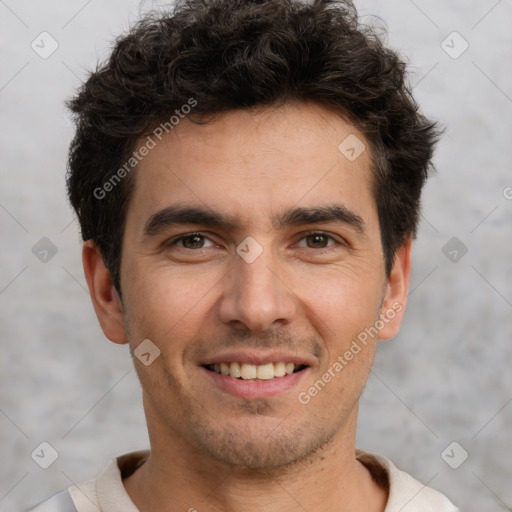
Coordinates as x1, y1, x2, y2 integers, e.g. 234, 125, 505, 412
186, 413, 339, 470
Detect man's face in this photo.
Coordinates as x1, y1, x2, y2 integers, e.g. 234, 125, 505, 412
116, 101, 403, 468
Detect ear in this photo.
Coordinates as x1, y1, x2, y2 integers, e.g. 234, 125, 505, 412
378, 238, 412, 340
82, 240, 128, 345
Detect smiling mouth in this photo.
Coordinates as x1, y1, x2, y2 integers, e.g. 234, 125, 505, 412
203, 362, 308, 381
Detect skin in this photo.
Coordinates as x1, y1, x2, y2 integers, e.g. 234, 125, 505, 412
83, 100, 412, 512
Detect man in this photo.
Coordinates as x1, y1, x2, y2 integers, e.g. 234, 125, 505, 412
31, 0, 458, 510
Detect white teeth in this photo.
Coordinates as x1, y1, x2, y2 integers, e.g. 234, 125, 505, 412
210, 361, 304, 380
240, 363, 257, 380
229, 362, 241, 378
256, 363, 274, 380
273, 362, 286, 377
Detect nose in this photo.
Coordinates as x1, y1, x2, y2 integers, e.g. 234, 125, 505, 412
217, 246, 297, 332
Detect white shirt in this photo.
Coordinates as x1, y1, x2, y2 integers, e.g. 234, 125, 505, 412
29, 450, 459, 512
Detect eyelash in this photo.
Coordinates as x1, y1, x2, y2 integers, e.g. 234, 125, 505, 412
168, 232, 214, 249
167, 231, 342, 252
296, 231, 339, 251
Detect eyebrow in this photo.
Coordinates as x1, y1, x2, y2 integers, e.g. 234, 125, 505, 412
275, 205, 365, 233
144, 205, 238, 236
143, 203, 365, 237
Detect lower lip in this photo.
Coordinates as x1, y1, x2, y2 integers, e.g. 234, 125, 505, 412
200, 366, 309, 399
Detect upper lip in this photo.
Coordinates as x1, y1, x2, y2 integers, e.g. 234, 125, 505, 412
199, 349, 316, 367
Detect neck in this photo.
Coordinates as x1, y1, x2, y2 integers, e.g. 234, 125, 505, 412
123, 407, 388, 512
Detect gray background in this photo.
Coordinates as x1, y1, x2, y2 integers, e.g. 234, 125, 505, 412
1, 1, 511, 511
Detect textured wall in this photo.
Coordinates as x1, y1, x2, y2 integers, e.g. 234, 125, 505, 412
1, 1, 511, 511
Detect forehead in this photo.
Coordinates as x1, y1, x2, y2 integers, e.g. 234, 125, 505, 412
127, 101, 376, 230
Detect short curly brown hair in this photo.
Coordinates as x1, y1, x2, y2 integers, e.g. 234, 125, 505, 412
67, 0, 440, 294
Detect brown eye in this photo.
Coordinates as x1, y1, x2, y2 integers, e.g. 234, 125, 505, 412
172, 233, 215, 249
298, 233, 335, 249
181, 234, 205, 249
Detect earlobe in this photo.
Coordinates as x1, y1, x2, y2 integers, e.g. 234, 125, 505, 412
378, 238, 412, 341
82, 240, 128, 345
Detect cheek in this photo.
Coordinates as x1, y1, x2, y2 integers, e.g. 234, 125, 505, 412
122, 262, 225, 357
295, 271, 384, 393
300, 270, 383, 337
